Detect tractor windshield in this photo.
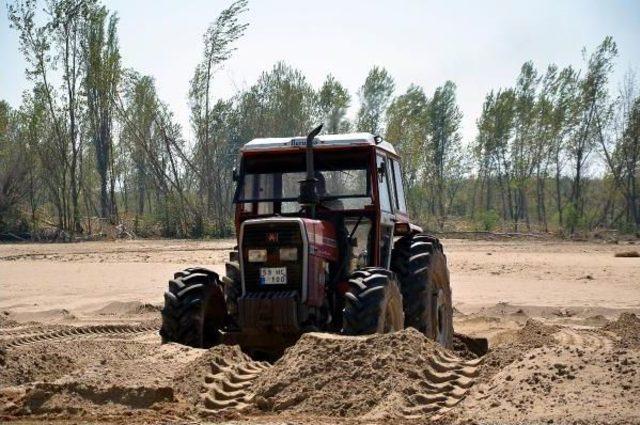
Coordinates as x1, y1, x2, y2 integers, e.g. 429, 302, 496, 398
235, 149, 372, 212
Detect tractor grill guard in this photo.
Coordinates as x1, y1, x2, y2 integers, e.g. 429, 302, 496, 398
240, 220, 305, 294
238, 290, 299, 333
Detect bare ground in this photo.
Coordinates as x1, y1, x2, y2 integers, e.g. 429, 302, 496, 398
0, 238, 639, 424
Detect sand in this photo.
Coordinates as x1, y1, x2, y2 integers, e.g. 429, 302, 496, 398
452, 314, 640, 425
252, 329, 481, 420
0, 237, 639, 424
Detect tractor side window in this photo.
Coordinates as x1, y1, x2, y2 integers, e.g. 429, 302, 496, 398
390, 159, 407, 212
376, 155, 392, 212
386, 160, 397, 211
345, 218, 372, 272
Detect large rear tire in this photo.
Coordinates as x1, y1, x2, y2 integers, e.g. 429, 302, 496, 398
391, 234, 453, 348
342, 267, 404, 335
160, 267, 226, 348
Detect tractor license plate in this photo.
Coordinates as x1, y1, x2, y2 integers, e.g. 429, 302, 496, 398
259, 267, 287, 285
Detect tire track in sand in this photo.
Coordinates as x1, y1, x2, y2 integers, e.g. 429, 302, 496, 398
0, 323, 158, 349
200, 353, 271, 414
400, 348, 482, 420
0, 324, 67, 337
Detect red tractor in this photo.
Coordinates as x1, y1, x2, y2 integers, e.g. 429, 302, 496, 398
160, 125, 453, 356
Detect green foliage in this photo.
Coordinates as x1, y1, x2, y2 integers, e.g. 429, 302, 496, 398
0, 101, 24, 231
562, 203, 579, 233
386, 84, 429, 192
356, 66, 394, 134
565, 37, 618, 232
245, 62, 318, 137
475, 209, 500, 232
426, 81, 465, 228
84, 4, 121, 220
3, 3, 639, 239
470, 37, 639, 234
318, 74, 350, 134
385, 82, 465, 229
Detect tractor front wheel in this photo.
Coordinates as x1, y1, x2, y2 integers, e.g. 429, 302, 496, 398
160, 267, 226, 348
342, 267, 404, 335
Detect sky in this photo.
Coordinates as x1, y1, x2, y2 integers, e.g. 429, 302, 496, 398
1, 0, 640, 145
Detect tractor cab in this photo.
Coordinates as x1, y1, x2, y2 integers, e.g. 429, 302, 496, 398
233, 132, 419, 272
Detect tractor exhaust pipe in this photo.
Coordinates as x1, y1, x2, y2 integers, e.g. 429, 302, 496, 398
298, 124, 323, 218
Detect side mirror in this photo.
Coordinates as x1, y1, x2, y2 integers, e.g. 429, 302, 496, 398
378, 161, 386, 182
232, 167, 239, 182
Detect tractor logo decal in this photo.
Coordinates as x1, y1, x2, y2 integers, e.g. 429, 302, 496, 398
267, 232, 278, 243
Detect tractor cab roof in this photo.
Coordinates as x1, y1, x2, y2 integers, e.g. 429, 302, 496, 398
241, 132, 398, 156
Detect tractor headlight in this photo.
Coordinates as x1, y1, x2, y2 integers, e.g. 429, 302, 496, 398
247, 249, 267, 262
279, 247, 297, 261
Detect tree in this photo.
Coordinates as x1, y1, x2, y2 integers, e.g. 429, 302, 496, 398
239, 61, 318, 137
117, 71, 194, 236
0, 101, 28, 233
617, 96, 640, 229
425, 81, 465, 228
8, 0, 96, 235
318, 74, 350, 134
509, 62, 539, 230
118, 73, 157, 219
545, 66, 580, 228
567, 37, 617, 232
356, 66, 394, 134
386, 85, 429, 215
84, 4, 121, 221
474, 89, 517, 222
598, 71, 640, 231
189, 0, 248, 231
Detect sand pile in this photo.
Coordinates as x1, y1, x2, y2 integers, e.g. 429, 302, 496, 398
251, 328, 480, 419
0, 338, 197, 418
0, 338, 269, 422
479, 319, 559, 380
454, 325, 640, 425
0, 344, 80, 386
93, 301, 161, 316
603, 312, 640, 349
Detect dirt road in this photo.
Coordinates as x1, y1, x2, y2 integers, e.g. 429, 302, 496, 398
1, 238, 639, 424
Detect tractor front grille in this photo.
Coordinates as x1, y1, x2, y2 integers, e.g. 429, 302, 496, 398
241, 221, 305, 293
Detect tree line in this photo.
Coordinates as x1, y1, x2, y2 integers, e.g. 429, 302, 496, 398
0, 0, 638, 240
472, 39, 639, 234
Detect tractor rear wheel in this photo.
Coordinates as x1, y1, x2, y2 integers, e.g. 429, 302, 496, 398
342, 267, 404, 335
391, 234, 453, 348
160, 268, 226, 348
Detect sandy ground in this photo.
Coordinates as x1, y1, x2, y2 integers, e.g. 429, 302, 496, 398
0, 238, 639, 424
